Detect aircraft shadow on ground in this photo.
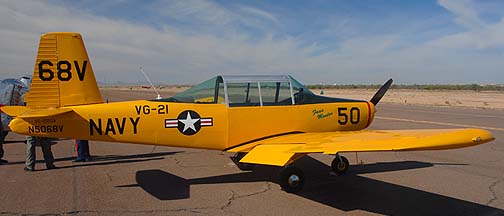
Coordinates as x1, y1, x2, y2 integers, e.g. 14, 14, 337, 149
2, 138, 60, 145
126, 156, 504, 215
54, 151, 183, 169
3, 151, 182, 169
2, 140, 27, 144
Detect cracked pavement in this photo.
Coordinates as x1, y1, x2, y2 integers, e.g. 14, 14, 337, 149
487, 177, 504, 206
1, 92, 503, 215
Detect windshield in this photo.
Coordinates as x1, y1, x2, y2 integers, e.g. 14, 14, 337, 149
289, 75, 314, 95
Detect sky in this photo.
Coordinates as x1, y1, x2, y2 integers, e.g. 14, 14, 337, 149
1, 0, 504, 85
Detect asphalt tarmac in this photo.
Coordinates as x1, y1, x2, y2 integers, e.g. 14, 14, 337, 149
1, 91, 503, 215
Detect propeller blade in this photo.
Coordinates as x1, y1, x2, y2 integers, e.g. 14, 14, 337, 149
370, 78, 393, 105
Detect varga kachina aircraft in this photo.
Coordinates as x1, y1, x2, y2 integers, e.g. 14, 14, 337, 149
1, 33, 495, 193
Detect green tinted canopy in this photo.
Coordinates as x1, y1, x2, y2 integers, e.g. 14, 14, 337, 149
158, 75, 361, 106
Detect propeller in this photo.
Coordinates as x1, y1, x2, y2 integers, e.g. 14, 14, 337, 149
370, 78, 393, 105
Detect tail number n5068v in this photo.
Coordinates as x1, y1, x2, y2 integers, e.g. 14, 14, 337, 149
28, 125, 64, 133
337, 107, 360, 125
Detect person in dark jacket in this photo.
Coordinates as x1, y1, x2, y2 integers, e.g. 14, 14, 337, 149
0, 123, 7, 165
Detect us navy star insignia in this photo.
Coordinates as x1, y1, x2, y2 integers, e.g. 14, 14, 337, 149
179, 112, 198, 133
165, 110, 213, 135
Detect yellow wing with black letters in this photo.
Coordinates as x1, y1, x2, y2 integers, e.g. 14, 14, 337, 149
227, 128, 494, 166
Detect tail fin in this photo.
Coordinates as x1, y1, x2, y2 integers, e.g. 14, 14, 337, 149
25, 32, 103, 108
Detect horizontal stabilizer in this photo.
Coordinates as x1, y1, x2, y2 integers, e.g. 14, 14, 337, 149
1, 106, 29, 117
1, 106, 73, 118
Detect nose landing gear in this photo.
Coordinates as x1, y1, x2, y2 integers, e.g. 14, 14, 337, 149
331, 154, 349, 175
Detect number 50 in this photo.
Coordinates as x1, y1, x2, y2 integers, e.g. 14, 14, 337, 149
338, 107, 360, 125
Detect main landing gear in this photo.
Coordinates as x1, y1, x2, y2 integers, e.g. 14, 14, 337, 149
232, 152, 350, 193
278, 154, 350, 193
279, 166, 305, 193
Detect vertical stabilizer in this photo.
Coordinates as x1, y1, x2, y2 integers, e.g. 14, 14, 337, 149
25, 32, 103, 108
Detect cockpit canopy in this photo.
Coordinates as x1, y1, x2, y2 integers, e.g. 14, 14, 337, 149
160, 75, 361, 106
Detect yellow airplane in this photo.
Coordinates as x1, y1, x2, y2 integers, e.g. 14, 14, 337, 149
1, 32, 495, 193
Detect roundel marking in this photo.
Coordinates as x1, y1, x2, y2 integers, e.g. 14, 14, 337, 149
164, 110, 213, 136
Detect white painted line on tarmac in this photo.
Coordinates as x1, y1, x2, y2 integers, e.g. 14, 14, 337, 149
381, 107, 504, 119
376, 116, 504, 132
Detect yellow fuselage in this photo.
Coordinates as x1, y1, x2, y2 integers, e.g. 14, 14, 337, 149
9, 100, 374, 150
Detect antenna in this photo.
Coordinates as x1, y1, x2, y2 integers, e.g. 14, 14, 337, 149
139, 66, 162, 99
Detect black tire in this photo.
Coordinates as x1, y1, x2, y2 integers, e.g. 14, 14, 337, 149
279, 166, 305, 193
230, 153, 255, 171
331, 155, 349, 175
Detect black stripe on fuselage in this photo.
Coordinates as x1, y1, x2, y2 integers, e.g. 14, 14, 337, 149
223, 131, 303, 152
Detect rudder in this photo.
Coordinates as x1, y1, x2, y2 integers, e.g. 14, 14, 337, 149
25, 32, 103, 108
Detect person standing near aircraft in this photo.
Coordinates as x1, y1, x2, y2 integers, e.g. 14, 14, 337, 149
0, 122, 7, 164
24, 136, 56, 171
74, 139, 91, 162
0, 76, 30, 165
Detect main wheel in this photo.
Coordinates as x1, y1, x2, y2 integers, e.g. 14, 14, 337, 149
230, 153, 255, 171
279, 166, 305, 193
331, 155, 349, 175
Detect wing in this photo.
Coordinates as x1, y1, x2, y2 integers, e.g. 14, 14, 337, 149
227, 128, 494, 166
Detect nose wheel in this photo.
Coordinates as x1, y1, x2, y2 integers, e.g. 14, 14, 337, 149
279, 166, 305, 193
331, 154, 349, 175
